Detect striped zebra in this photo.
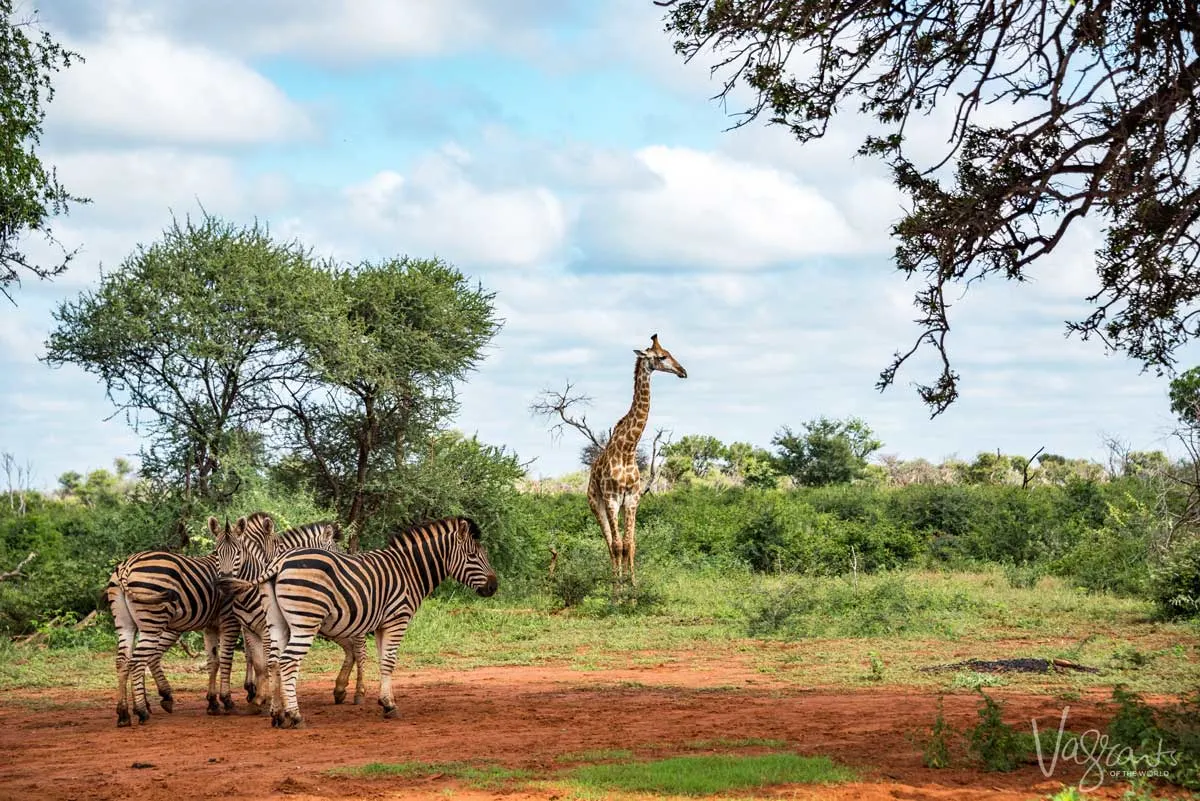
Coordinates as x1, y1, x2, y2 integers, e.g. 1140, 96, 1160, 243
221, 513, 368, 710
107, 516, 247, 727
229, 516, 498, 728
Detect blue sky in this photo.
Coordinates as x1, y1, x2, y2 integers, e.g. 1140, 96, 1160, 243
0, 0, 1191, 489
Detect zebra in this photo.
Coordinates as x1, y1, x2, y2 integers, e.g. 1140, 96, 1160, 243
220, 512, 368, 710
107, 516, 248, 727
224, 515, 498, 728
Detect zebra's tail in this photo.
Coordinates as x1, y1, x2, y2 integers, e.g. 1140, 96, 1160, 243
216, 575, 257, 593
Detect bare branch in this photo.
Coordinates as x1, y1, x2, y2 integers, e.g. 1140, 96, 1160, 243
641, 427, 674, 497
1021, 445, 1046, 489
529, 382, 607, 449
0, 552, 37, 582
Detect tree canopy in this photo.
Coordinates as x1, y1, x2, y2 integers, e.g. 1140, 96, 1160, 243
43, 214, 318, 501
0, 1, 87, 302
772, 416, 883, 486
655, 0, 1200, 415
43, 213, 506, 548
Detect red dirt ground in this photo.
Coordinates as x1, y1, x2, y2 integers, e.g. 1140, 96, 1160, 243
0, 657, 1186, 801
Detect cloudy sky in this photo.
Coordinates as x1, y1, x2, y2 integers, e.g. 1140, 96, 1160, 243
0, 0, 1191, 489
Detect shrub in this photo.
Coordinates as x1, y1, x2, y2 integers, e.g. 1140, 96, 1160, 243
1150, 536, 1200, 619
967, 691, 1024, 772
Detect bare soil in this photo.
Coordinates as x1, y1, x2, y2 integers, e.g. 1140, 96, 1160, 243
0, 655, 1183, 800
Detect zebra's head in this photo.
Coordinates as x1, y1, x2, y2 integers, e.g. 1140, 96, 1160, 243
450, 517, 498, 598
211, 516, 250, 578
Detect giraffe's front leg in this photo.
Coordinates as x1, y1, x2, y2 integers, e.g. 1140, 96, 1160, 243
622, 492, 641, 589
588, 487, 621, 586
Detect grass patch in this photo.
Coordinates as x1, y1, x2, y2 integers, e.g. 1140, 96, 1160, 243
556, 748, 635, 764
566, 753, 855, 796
327, 761, 533, 790
683, 737, 789, 751
1, 568, 1195, 698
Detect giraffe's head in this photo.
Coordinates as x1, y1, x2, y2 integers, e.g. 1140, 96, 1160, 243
635, 334, 687, 379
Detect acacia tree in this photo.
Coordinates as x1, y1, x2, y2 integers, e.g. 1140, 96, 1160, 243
772, 416, 883, 486
1, 1, 88, 301
656, 0, 1200, 414
44, 214, 319, 505
274, 257, 500, 549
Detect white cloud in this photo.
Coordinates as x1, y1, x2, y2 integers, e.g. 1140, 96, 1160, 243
50, 16, 313, 145
579, 146, 863, 270
342, 152, 570, 269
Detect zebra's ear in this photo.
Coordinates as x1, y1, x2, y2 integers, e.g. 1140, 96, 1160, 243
207, 516, 220, 538
259, 516, 274, 538
233, 516, 248, 538
461, 517, 482, 542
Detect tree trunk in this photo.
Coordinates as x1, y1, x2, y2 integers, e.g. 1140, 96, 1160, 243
344, 392, 377, 553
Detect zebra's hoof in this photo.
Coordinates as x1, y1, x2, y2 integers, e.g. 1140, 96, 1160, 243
353, 692, 365, 706
284, 711, 304, 729
159, 692, 174, 713
380, 704, 399, 719
244, 683, 257, 703
333, 688, 346, 705
220, 693, 234, 713
271, 711, 284, 728
206, 694, 220, 715
134, 707, 150, 724
116, 703, 132, 727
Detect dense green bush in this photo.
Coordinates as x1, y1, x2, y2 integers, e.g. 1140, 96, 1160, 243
0, 471, 1179, 637
1151, 536, 1200, 619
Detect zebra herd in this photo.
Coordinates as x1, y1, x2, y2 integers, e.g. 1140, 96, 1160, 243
106, 513, 498, 729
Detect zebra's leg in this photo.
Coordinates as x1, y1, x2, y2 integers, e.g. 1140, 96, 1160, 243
217, 620, 238, 712
332, 637, 355, 705
353, 635, 367, 705
275, 622, 318, 729
203, 627, 222, 715
242, 626, 267, 712
375, 621, 410, 719
129, 628, 171, 724
260, 581, 297, 727
243, 632, 257, 705
109, 586, 136, 727
148, 629, 181, 712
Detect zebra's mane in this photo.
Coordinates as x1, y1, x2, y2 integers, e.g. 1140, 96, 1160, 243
386, 516, 479, 550
266, 520, 343, 558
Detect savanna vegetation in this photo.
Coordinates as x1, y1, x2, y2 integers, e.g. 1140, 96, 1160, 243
2, 213, 1199, 795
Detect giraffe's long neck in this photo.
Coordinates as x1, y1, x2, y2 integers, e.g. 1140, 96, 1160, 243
611, 358, 652, 452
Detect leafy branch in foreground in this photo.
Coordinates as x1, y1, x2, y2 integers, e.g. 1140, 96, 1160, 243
0, 1, 89, 302
656, 0, 1200, 414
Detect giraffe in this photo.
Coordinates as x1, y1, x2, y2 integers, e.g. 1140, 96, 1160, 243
587, 334, 687, 589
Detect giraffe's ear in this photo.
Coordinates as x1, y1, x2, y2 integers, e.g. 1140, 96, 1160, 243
634, 348, 649, 357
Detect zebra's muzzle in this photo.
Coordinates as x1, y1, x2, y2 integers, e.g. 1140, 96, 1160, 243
477, 574, 498, 598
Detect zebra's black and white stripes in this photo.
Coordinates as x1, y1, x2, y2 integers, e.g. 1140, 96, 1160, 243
107, 516, 247, 726
220, 513, 367, 709
245, 516, 498, 728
